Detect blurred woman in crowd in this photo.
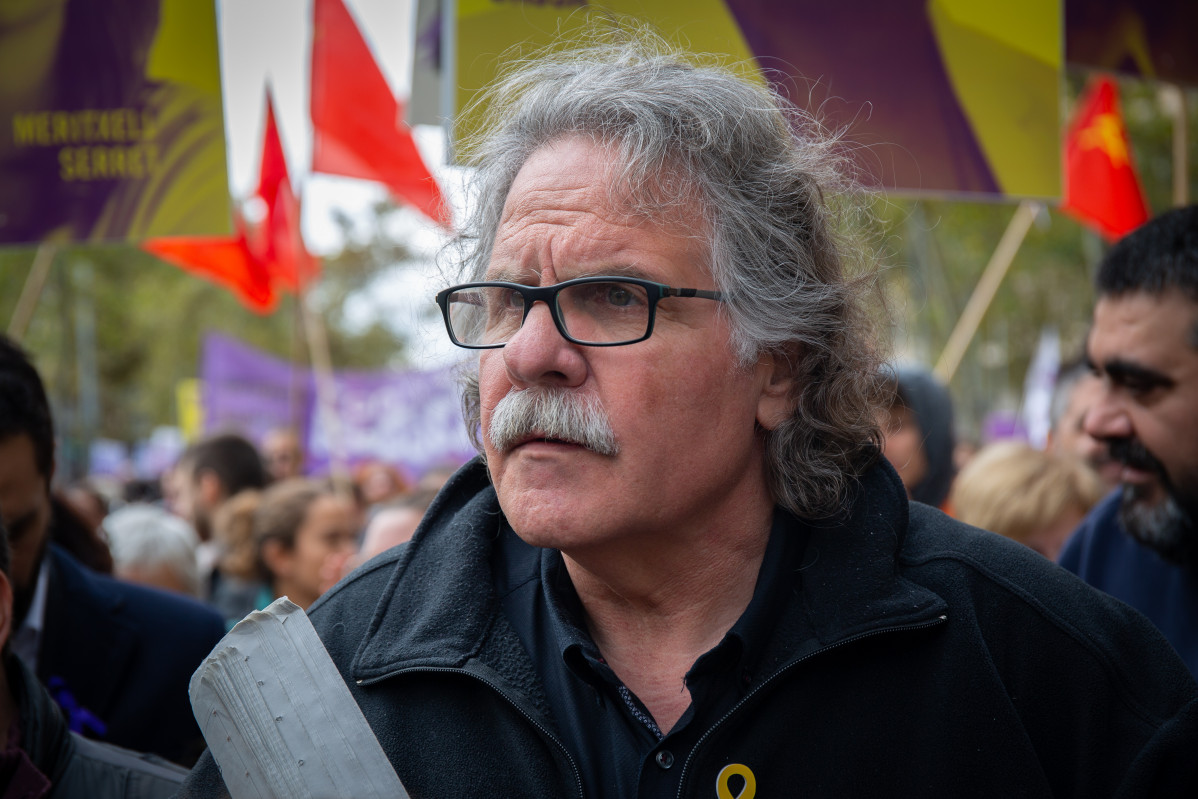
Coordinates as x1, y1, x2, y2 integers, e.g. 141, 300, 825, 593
207, 479, 358, 625
879, 365, 957, 512
951, 441, 1105, 561
250, 479, 358, 611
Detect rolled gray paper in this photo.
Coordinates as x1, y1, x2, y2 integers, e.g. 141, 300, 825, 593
190, 597, 408, 799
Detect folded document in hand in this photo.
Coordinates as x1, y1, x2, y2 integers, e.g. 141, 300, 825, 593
189, 597, 408, 799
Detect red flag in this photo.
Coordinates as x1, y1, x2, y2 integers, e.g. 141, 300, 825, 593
256, 85, 289, 233
255, 89, 320, 291
310, 0, 450, 226
262, 185, 320, 293
144, 213, 276, 313
1060, 76, 1150, 241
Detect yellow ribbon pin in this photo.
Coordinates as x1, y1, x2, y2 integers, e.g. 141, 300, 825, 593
716, 763, 756, 799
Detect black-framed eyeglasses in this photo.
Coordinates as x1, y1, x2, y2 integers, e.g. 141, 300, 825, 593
435, 275, 724, 349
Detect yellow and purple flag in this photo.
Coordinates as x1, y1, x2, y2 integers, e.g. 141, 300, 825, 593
451, 0, 1061, 199
0, 0, 232, 246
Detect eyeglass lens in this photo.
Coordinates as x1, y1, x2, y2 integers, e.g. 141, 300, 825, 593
446, 281, 652, 346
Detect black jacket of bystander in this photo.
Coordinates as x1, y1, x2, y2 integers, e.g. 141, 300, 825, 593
6, 654, 186, 798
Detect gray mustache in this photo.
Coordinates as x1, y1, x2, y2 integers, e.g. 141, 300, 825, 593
488, 388, 619, 456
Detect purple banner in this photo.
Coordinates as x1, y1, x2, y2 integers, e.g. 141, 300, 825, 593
1067, 0, 1198, 86
201, 332, 311, 446
200, 333, 474, 482
0, 0, 232, 245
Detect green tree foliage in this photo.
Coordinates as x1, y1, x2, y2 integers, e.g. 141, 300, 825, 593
0, 197, 425, 478
870, 74, 1197, 439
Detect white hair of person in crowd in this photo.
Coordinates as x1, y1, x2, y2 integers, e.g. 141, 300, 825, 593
103, 503, 201, 597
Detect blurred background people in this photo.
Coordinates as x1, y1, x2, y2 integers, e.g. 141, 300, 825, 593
208, 489, 266, 628
0, 334, 224, 765
357, 488, 438, 565
880, 365, 957, 511
240, 479, 358, 612
951, 441, 1106, 561
1048, 359, 1121, 491
167, 433, 268, 598
0, 510, 189, 797
353, 459, 410, 508
103, 504, 201, 597
260, 427, 306, 482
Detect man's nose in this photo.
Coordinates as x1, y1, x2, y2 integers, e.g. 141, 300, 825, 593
502, 301, 586, 388
514, 300, 560, 343
1083, 386, 1133, 442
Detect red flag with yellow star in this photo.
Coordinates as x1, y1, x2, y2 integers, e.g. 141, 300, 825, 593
1060, 76, 1150, 241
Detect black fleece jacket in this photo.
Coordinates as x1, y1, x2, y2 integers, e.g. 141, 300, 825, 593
179, 457, 1198, 798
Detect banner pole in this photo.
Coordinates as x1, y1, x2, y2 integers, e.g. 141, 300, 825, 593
934, 200, 1039, 384
441, 0, 457, 161
299, 284, 353, 499
289, 294, 306, 434
1170, 84, 1189, 207
7, 241, 59, 342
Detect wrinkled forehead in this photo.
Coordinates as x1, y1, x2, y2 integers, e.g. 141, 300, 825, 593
499, 135, 710, 247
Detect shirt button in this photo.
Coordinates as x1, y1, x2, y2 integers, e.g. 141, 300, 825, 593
656, 750, 675, 769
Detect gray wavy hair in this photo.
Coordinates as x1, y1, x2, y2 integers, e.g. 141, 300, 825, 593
448, 26, 887, 519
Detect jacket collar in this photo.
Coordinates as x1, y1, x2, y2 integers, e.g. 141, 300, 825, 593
351, 457, 947, 683
791, 458, 948, 647
352, 461, 506, 681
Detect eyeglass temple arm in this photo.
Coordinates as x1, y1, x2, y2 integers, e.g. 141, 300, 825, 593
664, 287, 723, 301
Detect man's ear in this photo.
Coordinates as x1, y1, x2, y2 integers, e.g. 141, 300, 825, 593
755, 349, 799, 431
0, 571, 13, 648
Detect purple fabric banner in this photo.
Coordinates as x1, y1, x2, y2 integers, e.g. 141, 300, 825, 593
201, 332, 310, 446
1067, 0, 1198, 86
200, 333, 474, 481
0, 0, 232, 245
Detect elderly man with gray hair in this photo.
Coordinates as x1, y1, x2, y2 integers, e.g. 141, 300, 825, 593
104, 504, 202, 597
179, 31, 1197, 798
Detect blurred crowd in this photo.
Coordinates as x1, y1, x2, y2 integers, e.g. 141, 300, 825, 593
0, 331, 460, 785
878, 360, 1117, 562
71, 430, 453, 624
37, 357, 1125, 638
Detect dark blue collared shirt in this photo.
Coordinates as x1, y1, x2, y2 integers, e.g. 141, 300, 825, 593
493, 510, 807, 798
